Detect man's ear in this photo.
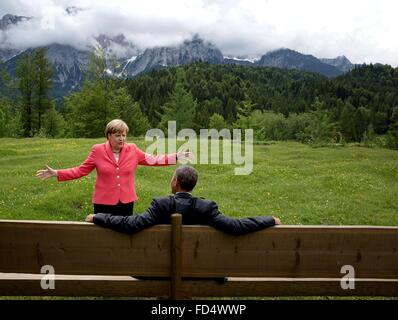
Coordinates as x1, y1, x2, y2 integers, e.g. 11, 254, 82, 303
172, 177, 180, 189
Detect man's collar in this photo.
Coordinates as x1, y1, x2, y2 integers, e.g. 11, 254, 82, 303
175, 191, 192, 198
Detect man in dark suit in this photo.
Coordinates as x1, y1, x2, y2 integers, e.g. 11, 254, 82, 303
85, 166, 281, 234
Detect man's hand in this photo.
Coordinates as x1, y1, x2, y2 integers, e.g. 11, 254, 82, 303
273, 217, 281, 225
36, 165, 57, 180
85, 214, 94, 223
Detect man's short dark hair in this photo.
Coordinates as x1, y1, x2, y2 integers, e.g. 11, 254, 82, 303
174, 166, 198, 191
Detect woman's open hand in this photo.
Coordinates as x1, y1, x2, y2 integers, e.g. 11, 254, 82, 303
36, 165, 58, 180
177, 151, 193, 162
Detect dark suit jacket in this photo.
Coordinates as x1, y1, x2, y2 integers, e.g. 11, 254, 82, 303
93, 192, 275, 235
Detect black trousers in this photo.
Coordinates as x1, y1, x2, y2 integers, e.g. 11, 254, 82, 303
93, 201, 134, 216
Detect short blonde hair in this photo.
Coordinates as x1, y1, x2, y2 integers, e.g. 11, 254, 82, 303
105, 119, 129, 139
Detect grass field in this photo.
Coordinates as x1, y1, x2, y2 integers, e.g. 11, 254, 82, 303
0, 137, 397, 226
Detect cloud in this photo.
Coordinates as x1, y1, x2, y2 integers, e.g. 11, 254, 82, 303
0, 0, 397, 66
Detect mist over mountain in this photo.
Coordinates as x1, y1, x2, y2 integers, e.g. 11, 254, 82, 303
1, 12, 359, 99
0, 13, 31, 30
92, 34, 139, 60
0, 13, 32, 61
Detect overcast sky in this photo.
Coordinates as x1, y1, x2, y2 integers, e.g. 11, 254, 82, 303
1, 0, 397, 66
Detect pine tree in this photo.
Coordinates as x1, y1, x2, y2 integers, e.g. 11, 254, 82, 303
0, 60, 16, 97
373, 112, 389, 134
65, 82, 112, 137
15, 48, 54, 136
362, 124, 376, 147
233, 99, 255, 129
339, 102, 356, 142
295, 97, 335, 144
0, 96, 16, 137
64, 52, 120, 137
386, 107, 398, 149
33, 47, 53, 131
159, 75, 197, 132
387, 122, 398, 149
354, 107, 370, 141
16, 52, 35, 137
110, 87, 149, 136
209, 113, 227, 130
41, 104, 66, 138
0, 103, 5, 137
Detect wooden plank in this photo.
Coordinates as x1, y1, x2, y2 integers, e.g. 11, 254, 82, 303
170, 214, 183, 299
0, 220, 171, 276
0, 274, 396, 297
180, 226, 398, 278
0, 273, 169, 297
180, 277, 398, 297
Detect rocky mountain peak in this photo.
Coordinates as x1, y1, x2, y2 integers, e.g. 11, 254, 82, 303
0, 14, 33, 62
320, 55, 354, 72
0, 14, 32, 30
118, 35, 224, 77
257, 48, 342, 77
92, 34, 139, 60
65, 6, 84, 15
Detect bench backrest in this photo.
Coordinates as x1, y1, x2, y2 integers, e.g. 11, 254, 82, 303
1, 218, 397, 279
0, 219, 171, 276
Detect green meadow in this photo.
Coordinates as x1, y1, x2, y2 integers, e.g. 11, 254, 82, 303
0, 137, 397, 225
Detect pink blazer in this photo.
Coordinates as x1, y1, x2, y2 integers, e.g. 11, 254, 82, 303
57, 141, 177, 205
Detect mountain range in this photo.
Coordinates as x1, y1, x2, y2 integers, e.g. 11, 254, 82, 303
0, 12, 356, 99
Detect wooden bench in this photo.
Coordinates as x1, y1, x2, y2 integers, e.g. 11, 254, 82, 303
0, 214, 397, 299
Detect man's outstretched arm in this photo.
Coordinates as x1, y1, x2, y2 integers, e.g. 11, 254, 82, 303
86, 200, 161, 234
206, 201, 280, 235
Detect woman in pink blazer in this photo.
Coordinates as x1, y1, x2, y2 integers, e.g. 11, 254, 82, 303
36, 119, 191, 216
